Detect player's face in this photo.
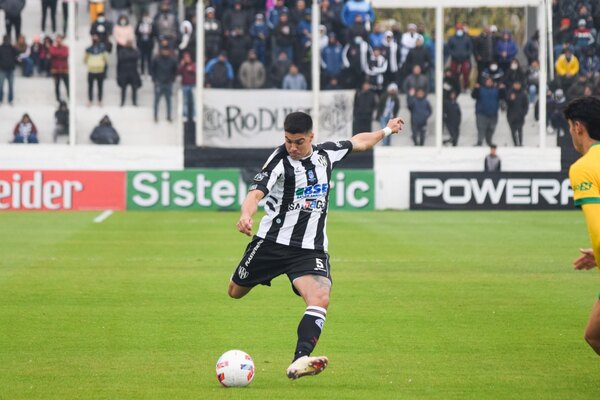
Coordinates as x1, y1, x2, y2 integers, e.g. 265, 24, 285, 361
284, 132, 314, 160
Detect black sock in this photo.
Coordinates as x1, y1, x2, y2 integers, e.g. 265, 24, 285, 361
293, 306, 327, 361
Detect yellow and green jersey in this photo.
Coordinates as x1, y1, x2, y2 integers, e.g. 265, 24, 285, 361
570, 142, 600, 207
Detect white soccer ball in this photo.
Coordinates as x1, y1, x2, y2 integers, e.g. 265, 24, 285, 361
215, 349, 255, 387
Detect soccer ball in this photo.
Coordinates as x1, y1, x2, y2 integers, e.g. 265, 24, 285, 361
215, 349, 255, 387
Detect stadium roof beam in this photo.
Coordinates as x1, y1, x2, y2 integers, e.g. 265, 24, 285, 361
372, 0, 549, 148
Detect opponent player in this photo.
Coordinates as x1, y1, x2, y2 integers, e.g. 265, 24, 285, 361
564, 96, 600, 356
228, 111, 404, 378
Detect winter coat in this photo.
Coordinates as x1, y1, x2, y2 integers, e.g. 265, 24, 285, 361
407, 95, 432, 126
0, 43, 18, 71
177, 61, 196, 86
376, 92, 400, 120
113, 24, 135, 47
495, 38, 518, 63
269, 59, 291, 88
555, 54, 579, 76
353, 90, 377, 119
341, 0, 375, 28
238, 60, 265, 89
151, 54, 177, 85
473, 32, 496, 63
117, 47, 141, 88
90, 123, 120, 145
205, 58, 234, 88
282, 73, 307, 90
403, 73, 429, 94
222, 8, 250, 33
472, 85, 501, 117
443, 99, 461, 129
506, 88, 528, 124
49, 45, 69, 74
2, 0, 25, 18
448, 34, 473, 62
404, 45, 432, 73
84, 44, 108, 74
321, 43, 344, 76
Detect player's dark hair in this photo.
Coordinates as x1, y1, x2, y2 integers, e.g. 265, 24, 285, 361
563, 96, 600, 141
284, 112, 313, 134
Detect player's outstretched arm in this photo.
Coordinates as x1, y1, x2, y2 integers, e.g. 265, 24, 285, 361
350, 117, 405, 152
236, 189, 265, 236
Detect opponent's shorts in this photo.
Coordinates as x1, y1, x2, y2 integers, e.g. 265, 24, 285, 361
231, 236, 331, 296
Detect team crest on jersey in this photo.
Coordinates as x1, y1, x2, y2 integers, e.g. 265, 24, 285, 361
335, 141, 343, 148
307, 169, 317, 184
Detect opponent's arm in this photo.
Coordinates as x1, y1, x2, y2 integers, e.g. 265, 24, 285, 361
574, 204, 600, 270
236, 189, 266, 236
351, 117, 405, 152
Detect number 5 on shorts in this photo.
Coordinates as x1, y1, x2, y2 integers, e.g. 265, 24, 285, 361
315, 258, 326, 272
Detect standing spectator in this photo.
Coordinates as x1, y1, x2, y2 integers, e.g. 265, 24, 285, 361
109, 0, 131, 23
0, 35, 18, 105
177, 51, 196, 120
567, 74, 590, 101
400, 23, 418, 68
503, 58, 525, 88
41, 0, 58, 33
113, 15, 135, 52
135, 12, 154, 75
443, 90, 461, 146
481, 61, 504, 85
548, 89, 568, 140
238, 49, 265, 89
376, 82, 400, 146
295, 8, 312, 65
321, 32, 343, 83
117, 40, 141, 106
60, 0, 79, 37
282, 64, 307, 90
30, 35, 45, 75
324, 76, 341, 90
495, 30, 518, 73
228, 27, 252, 81
151, 46, 177, 122
402, 65, 428, 95
249, 13, 269, 64
131, 0, 152, 23
204, 7, 222, 61
484, 145, 501, 172
407, 87, 432, 146
269, 50, 291, 88
573, 18, 595, 57
178, 20, 195, 60
223, 0, 250, 37
472, 77, 504, 146
153, 2, 178, 48
352, 81, 377, 135
473, 26, 497, 81
404, 35, 432, 81
505, 80, 528, 146
272, 12, 295, 64
346, 14, 368, 44
53, 100, 69, 142
523, 30, 539, 65
267, 0, 288, 30
289, 0, 306, 31
15, 35, 33, 77
84, 35, 108, 107
341, 35, 369, 89
49, 34, 69, 102
442, 67, 460, 100
341, 0, 375, 30
555, 47, 579, 90
380, 30, 399, 86
579, 46, 600, 78
369, 22, 385, 48
553, 18, 573, 59
4, 0, 25, 40
90, 12, 113, 52
39, 36, 53, 76
526, 59, 540, 104
320, 0, 338, 36
12, 114, 38, 143
205, 51, 234, 88
447, 23, 473, 91
365, 47, 387, 93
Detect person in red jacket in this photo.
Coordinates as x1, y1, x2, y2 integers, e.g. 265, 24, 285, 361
48, 34, 69, 102
177, 51, 196, 121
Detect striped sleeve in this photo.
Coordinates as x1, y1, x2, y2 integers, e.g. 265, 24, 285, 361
317, 140, 353, 166
248, 147, 284, 195
570, 162, 600, 207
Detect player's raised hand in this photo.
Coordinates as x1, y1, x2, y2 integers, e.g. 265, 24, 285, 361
573, 248, 597, 270
387, 117, 405, 134
236, 216, 253, 236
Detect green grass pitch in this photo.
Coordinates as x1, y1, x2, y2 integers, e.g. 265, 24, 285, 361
1, 210, 599, 400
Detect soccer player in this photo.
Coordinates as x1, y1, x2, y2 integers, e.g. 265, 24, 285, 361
564, 96, 600, 356
228, 111, 404, 378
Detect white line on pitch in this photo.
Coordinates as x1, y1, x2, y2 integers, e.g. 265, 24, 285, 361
93, 210, 114, 223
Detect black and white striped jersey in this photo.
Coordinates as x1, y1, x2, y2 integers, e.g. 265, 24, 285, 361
248, 140, 353, 252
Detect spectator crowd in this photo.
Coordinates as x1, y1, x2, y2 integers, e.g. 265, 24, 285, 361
1, 0, 600, 146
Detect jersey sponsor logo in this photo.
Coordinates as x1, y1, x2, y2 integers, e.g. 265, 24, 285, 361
238, 266, 249, 279
288, 199, 326, 212
254, 171, 269, 182
295, 183, 329, 199
573, 181, 593, 192
244, 239, 263, 269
